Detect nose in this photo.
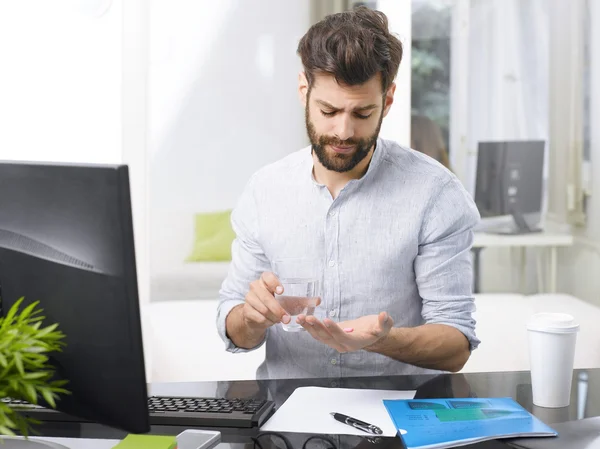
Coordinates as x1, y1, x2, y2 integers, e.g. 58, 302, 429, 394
333, 114, 354, 142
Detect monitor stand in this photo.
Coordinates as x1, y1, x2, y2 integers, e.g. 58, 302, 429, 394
487, 210, 542, 235
0, 438, 69, 449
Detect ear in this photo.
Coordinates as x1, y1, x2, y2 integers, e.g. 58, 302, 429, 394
382, 83, 396, 118
298, 71, 309, 107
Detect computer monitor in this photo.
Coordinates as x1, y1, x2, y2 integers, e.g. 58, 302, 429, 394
474, 140, 545, 233
0, 161, 150, 434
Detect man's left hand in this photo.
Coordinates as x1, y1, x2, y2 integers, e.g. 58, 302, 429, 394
296, 312, 394, 353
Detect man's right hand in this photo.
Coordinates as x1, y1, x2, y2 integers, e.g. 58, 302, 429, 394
225, 272, 290, 349
240, 272, 291, 330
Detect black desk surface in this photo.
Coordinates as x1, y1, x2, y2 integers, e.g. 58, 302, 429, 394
34, 368, 600, 449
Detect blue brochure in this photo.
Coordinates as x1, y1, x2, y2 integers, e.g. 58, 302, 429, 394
382, 397, 557, 449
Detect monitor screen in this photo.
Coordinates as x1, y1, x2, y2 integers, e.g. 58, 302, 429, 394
474, 140, 545, 220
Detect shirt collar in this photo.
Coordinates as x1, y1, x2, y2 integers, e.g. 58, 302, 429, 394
307, 137, 386, 187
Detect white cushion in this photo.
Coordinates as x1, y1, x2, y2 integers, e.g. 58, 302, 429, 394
464, 294, 531, 373
463, 293, 600, 373
151, 262, 231, 301
143, 299, 265, 382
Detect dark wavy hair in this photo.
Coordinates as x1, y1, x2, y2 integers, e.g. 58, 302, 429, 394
297, 6, 403, 93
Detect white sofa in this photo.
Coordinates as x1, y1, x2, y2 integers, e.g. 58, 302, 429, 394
150, 262, 230, 302
143, 293, 600, 383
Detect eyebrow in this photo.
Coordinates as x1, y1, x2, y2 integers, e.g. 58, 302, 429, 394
315, 99, 379, 112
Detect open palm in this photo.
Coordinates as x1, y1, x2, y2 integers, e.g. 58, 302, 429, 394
296, 312, 394, 353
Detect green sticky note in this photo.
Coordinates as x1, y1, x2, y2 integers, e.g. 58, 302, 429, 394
435, 408, 517, 422
112, 434, 177, 449
435, 408, 488, 422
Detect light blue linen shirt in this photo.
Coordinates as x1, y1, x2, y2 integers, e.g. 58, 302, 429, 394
216, 138, 481, 379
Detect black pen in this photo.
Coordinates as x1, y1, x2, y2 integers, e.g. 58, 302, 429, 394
330, 412, 383, 435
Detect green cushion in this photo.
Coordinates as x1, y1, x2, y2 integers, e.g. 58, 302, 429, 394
185, 210, 236, 262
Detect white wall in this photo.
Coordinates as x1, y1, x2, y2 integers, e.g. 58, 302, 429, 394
0, 1, 122, 164
122, 0, 151, 307
148, 0, 311, 278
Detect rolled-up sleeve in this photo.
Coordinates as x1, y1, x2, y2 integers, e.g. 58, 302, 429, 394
216, 174, 271, 353
415, 176, 481, 351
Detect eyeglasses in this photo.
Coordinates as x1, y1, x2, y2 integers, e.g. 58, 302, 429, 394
251, 431, 338, 449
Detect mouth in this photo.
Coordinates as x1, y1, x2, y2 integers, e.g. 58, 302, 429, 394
330, 145, 355, 154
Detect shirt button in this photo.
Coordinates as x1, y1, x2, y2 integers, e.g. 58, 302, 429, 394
330, 381, 338, 388
329, 211, 336, 217
329, 310, 337, 317
330, 359, 337, 365
328, 260, 336, 267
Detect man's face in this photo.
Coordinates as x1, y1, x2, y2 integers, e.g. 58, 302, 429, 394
300, 72, 395, 173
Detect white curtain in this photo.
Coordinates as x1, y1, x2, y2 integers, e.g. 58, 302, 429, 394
465, 0, 550, 198
547, 0, 587, 226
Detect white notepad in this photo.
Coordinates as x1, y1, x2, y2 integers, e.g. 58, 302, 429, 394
260, 386, 416, 437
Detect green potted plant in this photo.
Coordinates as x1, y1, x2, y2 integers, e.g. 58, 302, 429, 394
0, 298, 69, 437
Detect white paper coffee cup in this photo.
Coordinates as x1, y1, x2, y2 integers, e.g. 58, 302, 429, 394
527, 312, 579, 408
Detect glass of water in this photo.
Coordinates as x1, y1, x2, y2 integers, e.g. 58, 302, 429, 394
272, 257, 322, 332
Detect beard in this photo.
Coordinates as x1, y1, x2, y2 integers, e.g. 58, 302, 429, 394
305, 104, 384, 173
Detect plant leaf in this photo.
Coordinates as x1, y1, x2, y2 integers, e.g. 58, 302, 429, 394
24, 383, 37, 404
13, 352, 24, 377
0, 425, 15, 436
22, 346, 47, 354
34, 324, 59, 338
16, 301, 39, 323
8, 379, 18, 392
1, 298, 23, 330
23, 371, 48, 380
40, 388, 56, 408
0, 413, 16, 429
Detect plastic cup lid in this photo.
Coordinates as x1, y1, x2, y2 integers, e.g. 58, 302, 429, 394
527, 312, 580, 333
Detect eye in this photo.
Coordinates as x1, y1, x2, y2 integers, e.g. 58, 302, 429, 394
320, 110, 336, 117
354, 113, 372, 120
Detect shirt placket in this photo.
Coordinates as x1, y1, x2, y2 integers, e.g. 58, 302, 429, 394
325, 196, 342, 376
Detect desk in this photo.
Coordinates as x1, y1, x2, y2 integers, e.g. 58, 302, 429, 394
26, 438, 118, 449
472, 232, 574, 294
26, 369, 600, 449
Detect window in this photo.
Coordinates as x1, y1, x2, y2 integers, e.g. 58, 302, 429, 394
411, 0, 452, 170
